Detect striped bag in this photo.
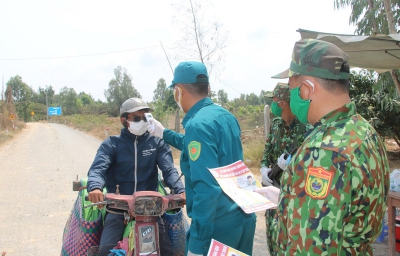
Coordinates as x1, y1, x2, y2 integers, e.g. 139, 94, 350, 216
61, 178, 106, 256
159, 174, 189, 256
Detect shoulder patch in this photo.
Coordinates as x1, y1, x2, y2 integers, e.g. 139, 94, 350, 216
305, 167, 333, 199
188, 141, 201, 161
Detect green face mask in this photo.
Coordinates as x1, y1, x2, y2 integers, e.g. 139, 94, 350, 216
271, 102, 282, 117
289, 86, 311, 124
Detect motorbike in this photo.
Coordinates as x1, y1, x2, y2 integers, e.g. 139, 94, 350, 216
87, 186, 185, 256
62, 178, 186, 256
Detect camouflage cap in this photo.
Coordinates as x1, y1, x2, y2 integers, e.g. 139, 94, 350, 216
265, 82, 290, 102
272, 39, 350, 80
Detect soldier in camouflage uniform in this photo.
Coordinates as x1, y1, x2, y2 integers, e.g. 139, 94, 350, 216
261, 38, 389, 255
260, 82, 307, 255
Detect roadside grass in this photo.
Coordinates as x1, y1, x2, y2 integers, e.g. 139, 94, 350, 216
1, 113, 399, 176
47, 114, 400, 174
0, 111, 26, 146
243, 136, 265, 174
49, 114, 122, 138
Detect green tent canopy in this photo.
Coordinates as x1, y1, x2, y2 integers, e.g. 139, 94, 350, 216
297, 28, 400, 74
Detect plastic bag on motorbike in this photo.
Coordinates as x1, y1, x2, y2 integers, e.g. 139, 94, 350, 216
390, 169, 400, 192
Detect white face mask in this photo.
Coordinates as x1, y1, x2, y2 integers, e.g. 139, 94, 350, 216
174, 86, 184, 112
127, 120, 148, 136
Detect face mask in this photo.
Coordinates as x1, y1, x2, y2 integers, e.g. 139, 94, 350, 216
289, 80, 314, 124
271, 102, 282, 117
174, 87, 183, 112
127, 120, 148, 136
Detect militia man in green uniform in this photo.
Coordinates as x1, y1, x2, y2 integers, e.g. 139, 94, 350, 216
148, 61, 256, 256
257, 39, 389, 255
259, 82, 307, 255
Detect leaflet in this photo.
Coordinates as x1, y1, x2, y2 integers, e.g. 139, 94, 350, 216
207, 239, 249, 256
208, 160, 276, 214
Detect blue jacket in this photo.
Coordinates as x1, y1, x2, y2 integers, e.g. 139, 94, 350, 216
163, 98, 256, 254
87, 128, 184, 195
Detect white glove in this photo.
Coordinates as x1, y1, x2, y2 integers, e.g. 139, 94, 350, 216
188, 251, 202, 256
254, 186, 280, 205
260, 166, 272, 186
277, 153, 287, 170
147, 118, 165, 139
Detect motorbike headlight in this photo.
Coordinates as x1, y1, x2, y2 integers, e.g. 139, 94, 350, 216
134, 196, 163, 216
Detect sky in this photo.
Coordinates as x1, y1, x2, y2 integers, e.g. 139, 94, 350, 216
0, 0, 357, 103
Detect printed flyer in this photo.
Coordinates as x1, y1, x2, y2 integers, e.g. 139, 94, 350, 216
208, 160, 276, 214
207, 239, 249, 256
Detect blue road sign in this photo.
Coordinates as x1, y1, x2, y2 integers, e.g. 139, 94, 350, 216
48, 107, 62, 116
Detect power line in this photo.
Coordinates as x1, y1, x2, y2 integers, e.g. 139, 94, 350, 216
219, 81, 243, 95
0, 43, 243, 96
0, 45, 160, 61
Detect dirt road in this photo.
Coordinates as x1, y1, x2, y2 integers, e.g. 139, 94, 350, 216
0, 123, 100, 255
0, 123, 268, 255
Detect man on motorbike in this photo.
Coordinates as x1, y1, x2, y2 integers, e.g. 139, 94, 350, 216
87, 97, 185, 256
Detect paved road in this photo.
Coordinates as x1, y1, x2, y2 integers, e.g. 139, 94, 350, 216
0, 122, 268, 255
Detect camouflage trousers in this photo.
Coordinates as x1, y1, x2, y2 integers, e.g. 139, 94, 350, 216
265, 209, 279, 256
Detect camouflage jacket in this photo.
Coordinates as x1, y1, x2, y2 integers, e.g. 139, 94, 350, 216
276, 102, 390, 255
261, 117, 306, 168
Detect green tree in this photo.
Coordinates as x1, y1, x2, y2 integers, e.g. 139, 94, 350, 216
217, 89, 228, 105
259, 90, 268, 105
246, 93, 260, 106
209, 90, 217, 103
6, 75, 32, 121
7, 75, 31, 103
151, 78, 174, 120
334, 0, 400, 95
79, 92, 94, 107
59, 86, 78, 115
153, 78, 167, 102
334, 0, 400, 35
164, 87, 177, 111
151, 78, 178, 119
350, 70, 400, 146
29, 102, 47, 121
104, 66, 141, 116
37, 85, 55, 106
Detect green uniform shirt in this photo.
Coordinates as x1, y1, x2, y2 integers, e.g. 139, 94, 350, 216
261, 117, 307, 256
163, 98, 256, 254
276, 102, 389, 255
261, 117, 306, 168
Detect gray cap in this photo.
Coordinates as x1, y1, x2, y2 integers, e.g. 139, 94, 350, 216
119, 98, 153, 117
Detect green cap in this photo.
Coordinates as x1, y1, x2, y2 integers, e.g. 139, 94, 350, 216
265, 82, 290, 102
169, 61, 209, 88
272, 39, 350, 80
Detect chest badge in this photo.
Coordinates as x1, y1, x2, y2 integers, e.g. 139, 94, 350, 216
305, 167, 333, 199
188, 141, 201, 161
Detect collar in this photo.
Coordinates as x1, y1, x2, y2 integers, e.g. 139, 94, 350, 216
288, 118, 299, 130
182, 98, 213, 128
306, 102, 356, 137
